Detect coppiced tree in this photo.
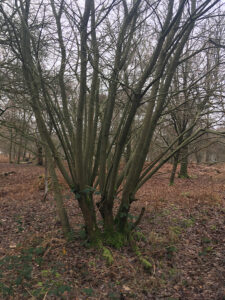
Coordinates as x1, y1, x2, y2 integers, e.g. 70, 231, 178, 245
0, 0, 223, 246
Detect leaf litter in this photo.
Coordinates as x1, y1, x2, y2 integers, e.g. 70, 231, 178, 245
0, 162, 224, 299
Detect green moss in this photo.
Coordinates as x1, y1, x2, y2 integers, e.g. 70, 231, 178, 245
178, 173, 190, 179
139, 257, 152, 270
102, 247, 113, 265
131, 240, 152, 271
89, 233, 103, 249
103, 231, 127, 249
85, 195, 93, 208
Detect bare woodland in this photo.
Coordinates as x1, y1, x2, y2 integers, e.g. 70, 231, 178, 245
0, 0, 225, 245
1, 1, 225, 299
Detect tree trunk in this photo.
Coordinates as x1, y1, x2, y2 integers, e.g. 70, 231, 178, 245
179, 146, 189, 178
77, 193, 100, 245
170, 151, 179, 185
13, 132, 17, 161
43, 155, 48, 202
205, 147, 210, 163
125, 140, 131, 163
97, 195, 114, 232
46, 150, 71, 238
115, 193, 131, 234
17, 134, 23, 164
9, 128, 13, 163
37, 144, 43, 166
195, 151, 202, 164
23, 137, 28, 161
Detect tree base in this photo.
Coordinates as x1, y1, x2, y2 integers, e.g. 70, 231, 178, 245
178, 174, 190, 179
102, 230, 128, 249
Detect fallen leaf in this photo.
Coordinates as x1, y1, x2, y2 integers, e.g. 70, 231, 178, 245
122, 285, 131, 292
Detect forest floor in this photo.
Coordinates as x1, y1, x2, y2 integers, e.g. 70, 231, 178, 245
0, 159, 225, 299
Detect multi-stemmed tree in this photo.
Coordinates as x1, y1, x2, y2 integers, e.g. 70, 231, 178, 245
0, 0, 223, 245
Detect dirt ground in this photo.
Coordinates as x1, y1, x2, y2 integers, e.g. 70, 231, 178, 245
0, 161, 224, 299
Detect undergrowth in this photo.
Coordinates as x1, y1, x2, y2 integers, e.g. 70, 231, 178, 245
0, 246, 72, 299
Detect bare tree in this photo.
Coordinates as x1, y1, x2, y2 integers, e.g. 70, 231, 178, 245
0, 0, 223, 245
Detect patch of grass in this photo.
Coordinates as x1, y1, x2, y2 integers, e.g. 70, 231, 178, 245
168, 267, 181, 283
199, 246, 213, 256
168, 268, 177, 277
108, 291, 120, 299
201, 236, 211, 244
88, 260, 96, 267
82, 287, 94, 296
166, 245, 178, 259
199, 236, 213, 256
181, 217, 195, 228
133, 231, 147, 242
0, 246, 72, 298
168, 226, 182, 243
32, 276, 71, 298
14, 215, 24, 232
210, 224, 217, 231
169, 226, 182, 235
